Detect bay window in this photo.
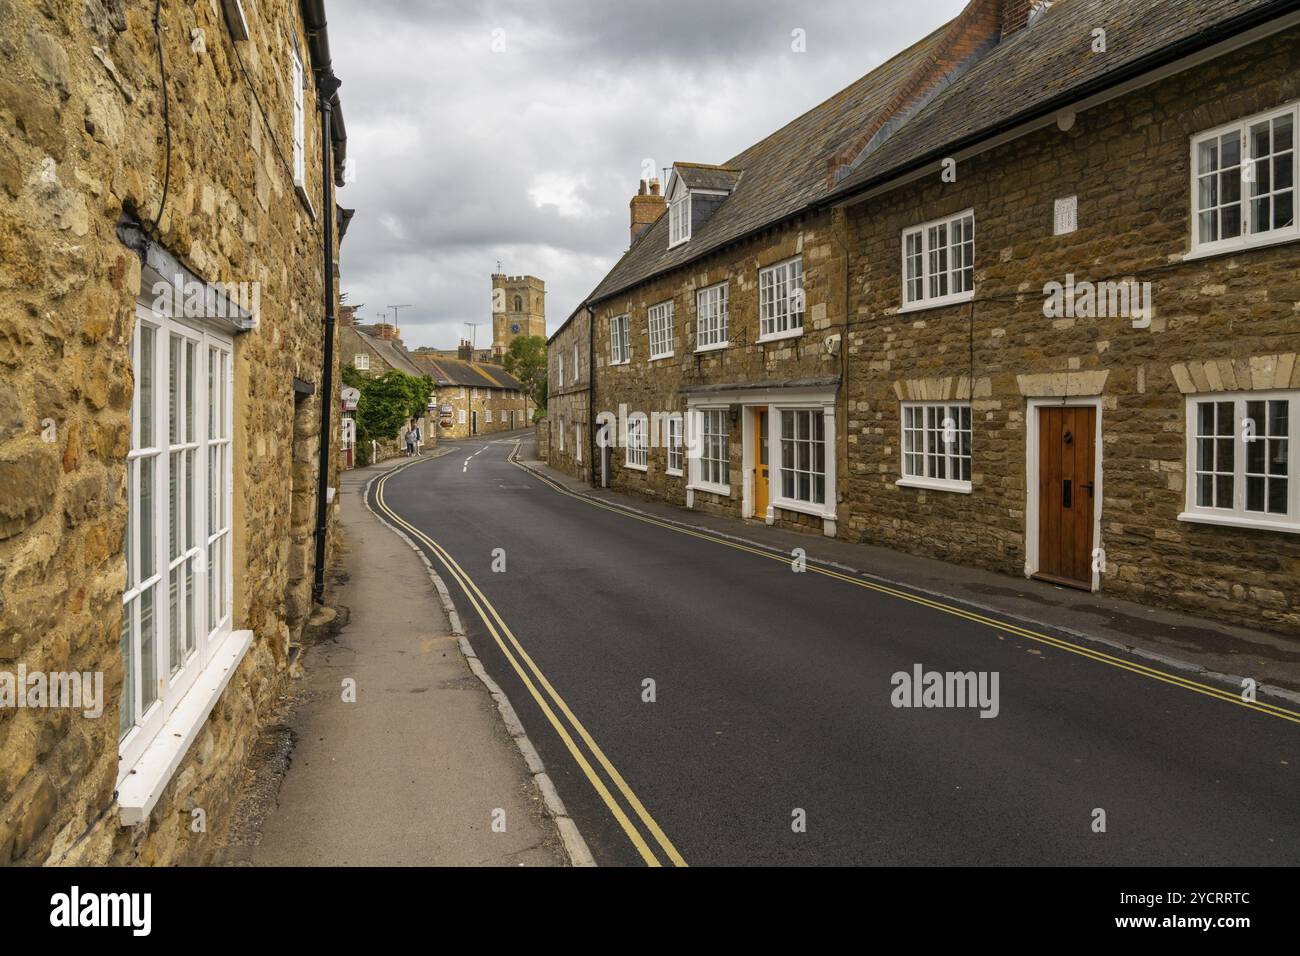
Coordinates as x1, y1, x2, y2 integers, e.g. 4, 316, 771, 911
779, 409, 826, 506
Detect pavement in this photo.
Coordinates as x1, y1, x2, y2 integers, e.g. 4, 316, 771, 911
372, 435, 1300, 867
220, 444, 568, 866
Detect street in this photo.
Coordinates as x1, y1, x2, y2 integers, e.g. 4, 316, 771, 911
371, 437, 1300, 867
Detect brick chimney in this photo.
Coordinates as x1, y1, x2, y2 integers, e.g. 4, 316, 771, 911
458, 339, 473, 361
826, 0, 1036, 185
1002, 0, 1051, 35
374, 323, 399, 342
629, 178, 667, 245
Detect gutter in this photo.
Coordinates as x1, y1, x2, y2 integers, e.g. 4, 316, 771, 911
301, 0, 349, 187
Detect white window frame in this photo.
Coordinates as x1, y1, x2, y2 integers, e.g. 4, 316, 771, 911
572, 344, 579, 385
558, 415, 565, 451
669, 193, 691, 248
353, 353, 369, 370
576, 423, 583, 463
901, 209, 975, 311
696, 282, 729, 351
557, 352, 564, 386
758, 257, 804, 342
648, 300, 674, 360
119, 304, 236, 785
609, 314, 631, 365
666, 414, 684, 476
291, 46, 307, 192
776, 409, 828, 507
1180, 390, 1300, 533
897, 401, 973, 493
625, 415, 649, 471
486, 408, 492, 423
1188, 99, 1299, 259
458, 408, 467, 425
690, 407, 730, 494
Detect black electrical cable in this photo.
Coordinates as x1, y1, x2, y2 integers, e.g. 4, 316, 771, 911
149, 0, 170, 234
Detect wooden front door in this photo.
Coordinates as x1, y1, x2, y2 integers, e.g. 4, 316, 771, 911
1035, 406, 1096, 589
754, 406, 770, 517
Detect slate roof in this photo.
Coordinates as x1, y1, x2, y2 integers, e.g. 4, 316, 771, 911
584, 0, 1296, 307
828, 0, 1295, 199
409, 354, 524, 391
353, 326, 426, 378
672, 162, 742, 193
587, 21, 952, 303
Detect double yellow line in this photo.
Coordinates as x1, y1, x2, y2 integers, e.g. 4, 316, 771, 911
372, 456, 688, 867
510, 450, 1300, 727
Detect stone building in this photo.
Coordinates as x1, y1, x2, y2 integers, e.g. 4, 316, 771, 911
0, 0, 349, 863
340, 321, 427, 380
411, 354, 529, 438
546, 303, 592, 481
557, 0, 1300, 636
491, 273, 545, 359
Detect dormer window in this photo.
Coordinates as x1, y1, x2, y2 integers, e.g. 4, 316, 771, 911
664, 163, 739, 251
669, 193, 691, 247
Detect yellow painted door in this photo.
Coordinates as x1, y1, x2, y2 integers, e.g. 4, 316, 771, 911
755, 407, 769, 516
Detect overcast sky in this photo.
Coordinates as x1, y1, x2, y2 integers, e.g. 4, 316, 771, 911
329, 0, 967, 350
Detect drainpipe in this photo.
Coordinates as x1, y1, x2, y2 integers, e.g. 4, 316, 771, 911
312, 70, 342, 604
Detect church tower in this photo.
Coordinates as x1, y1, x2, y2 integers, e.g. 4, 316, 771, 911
491, 273, 546, 358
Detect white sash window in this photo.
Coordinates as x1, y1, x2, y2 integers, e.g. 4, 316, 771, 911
120, 304, 234, 780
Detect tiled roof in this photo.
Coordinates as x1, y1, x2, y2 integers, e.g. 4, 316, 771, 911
409, 354, 524, 391
584, 0, 1295, 306
829, 0, 1293, 199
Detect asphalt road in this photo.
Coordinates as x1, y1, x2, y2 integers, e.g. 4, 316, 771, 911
373, 437, 1300, 867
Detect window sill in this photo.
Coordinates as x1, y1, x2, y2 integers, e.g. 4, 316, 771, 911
649, 353, 674, 363
771, 497, 835, 520
666, 466, 683, 477
116, 627, 255, 826
695, 342, 729, 354
1182, 230, 1300, 262
897, 291, 974, 315
690, 481, 731, 497
608, 359, 630, 367
896, 476, 973, 494
624, 461, 649, 473
1177, 511, 1300, 535
295, 182, 316, 220
757, 328, 804, 345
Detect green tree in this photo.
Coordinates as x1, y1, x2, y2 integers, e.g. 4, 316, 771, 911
502, 334, 548, 410
342, 365, 432, 464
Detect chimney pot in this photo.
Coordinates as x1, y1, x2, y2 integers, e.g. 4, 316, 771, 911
628, 177, 668, 245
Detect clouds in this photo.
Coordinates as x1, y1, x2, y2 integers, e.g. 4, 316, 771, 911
329, 0, 966, 347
